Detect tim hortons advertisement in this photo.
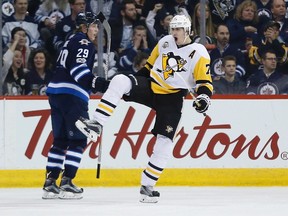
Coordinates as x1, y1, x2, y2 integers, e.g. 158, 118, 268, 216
0, 97, 288, 169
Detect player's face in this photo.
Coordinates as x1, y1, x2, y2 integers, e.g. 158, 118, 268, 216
87, 23, 98, 42
170, 28, 186, 45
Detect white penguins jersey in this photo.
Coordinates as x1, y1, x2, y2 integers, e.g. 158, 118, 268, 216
145, 35, 213, 94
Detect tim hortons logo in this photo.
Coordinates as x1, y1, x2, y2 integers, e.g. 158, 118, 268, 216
23, 107, 280, 160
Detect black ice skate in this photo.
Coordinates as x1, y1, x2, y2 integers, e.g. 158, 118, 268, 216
139, 185, 160, 203
75, 116, 102, 142
59, 177, 83, 199
42, 178, 60, 199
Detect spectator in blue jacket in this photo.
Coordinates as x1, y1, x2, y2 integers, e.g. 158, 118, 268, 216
226, 0, 261, 52
246, 50, 288, 94
209, 24, 247, 79
118, 25, 151, 73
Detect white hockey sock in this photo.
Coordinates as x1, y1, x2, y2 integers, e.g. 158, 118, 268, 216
93, 74, 132, 125
141, 135, 174, 186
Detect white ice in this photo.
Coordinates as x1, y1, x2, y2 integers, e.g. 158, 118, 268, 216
0, 187, 287, 216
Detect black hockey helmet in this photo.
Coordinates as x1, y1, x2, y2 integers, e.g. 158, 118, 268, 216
75, 12, 98, 27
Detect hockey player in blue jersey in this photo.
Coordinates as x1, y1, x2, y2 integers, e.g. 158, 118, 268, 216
42, 11, 109, 199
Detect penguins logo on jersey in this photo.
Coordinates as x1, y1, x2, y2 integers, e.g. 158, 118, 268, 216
162, 52, 187, 80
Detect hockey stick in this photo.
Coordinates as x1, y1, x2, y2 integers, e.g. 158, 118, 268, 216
96, 12, 111, 80
96, 135, 102, 179
95, 12, 111, 178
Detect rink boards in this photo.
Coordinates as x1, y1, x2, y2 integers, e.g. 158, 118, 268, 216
0, 95, 288, 187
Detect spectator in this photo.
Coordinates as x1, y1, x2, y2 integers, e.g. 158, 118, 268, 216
227, 0, 261, 52
135, 0, 146, 21
34, 0, 71, 51
3, 27, 32, 71
254, 0, 273, 20
131, 51, 149, 74
2, 0, 43, 51
248, 20, 288, 74
109, 0, 140, 56
270, 0, 288, 44
192, 2, 216, 51
246, 50, 288, 94
145, 6, 173, 42
24, 48, 54, 95
139, 0, 188, 19
213, 55, 247, 94
2, 49, 27, 95
53, 0, 86, 52
118, 25, 151, 73
209, 24, 246, 79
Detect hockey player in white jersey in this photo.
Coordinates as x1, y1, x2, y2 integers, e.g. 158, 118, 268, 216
76, 14, 213, 203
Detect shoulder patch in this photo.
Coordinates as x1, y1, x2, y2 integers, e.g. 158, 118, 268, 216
79, 39, 90, 45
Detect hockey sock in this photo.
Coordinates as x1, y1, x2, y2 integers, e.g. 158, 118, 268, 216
63, 146, 84, 179
94, 74, 132, 125
46, 146, 66, 179
141, 135, 174, 186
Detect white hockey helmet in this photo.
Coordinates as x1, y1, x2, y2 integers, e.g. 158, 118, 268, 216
169, 15, 191, 35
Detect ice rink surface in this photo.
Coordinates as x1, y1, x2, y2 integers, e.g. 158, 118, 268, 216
0, 187, 287, 216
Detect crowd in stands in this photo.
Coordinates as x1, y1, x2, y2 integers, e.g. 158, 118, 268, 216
2, 0, 288, 95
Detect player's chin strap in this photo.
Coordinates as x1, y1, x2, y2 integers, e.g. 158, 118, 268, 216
182, 32, 191, 44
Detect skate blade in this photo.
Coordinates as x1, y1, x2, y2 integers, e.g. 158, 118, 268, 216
42, 190, 59, 199
59, 191, 83, 200
75, 120, 98, 142
139, 194, 159, 203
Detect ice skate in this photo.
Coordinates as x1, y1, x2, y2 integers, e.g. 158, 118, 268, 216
75, 116, 102, 142
139, 185, 160, 203
42, 178, 60, 199
59, 177, 83, 199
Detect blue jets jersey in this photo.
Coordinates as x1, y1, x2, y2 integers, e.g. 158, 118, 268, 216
46, 32, 96, 102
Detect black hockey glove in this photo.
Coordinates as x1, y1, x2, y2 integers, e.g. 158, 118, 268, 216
91, 76, 110, 93
193, 94, 210, 113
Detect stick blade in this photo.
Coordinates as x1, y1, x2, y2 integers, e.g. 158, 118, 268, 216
96, 12, 106, 23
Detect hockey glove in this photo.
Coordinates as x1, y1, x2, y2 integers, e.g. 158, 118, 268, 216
193, 94, 210, 113
91, 76, 110, 93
